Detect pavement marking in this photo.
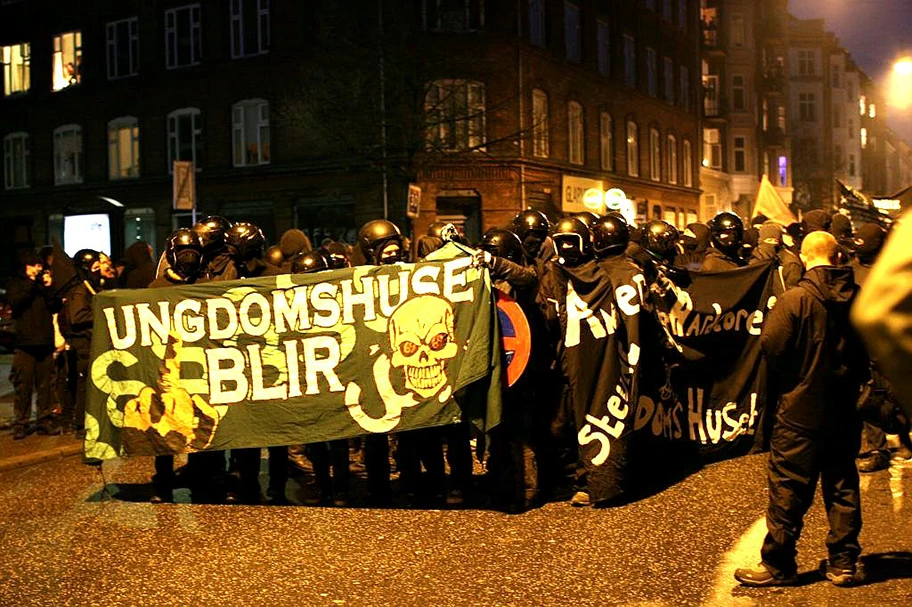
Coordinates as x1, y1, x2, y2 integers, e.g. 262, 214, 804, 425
705, 516, 768, 606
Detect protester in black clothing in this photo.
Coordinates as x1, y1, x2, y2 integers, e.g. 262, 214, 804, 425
60, 249, 116, 436
749, 221, 803, 293
146, 229, 205, 503
512, 209, 555, 268
677, 222, 711, 272
736, 231, 868, 587
264, 245, 285, 268
193, 215, 236, 282
701, 212, 746, 271
122, 241, 156, 289
7, 252, 62, 439
219, 222, 289, 505
278, 228, 312, 273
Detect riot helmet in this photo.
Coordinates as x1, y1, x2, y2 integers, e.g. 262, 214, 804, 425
291, 250, 330, 274
641, 220, 680, 264
427, 221, 448, 239
551, 217, 592, 267
192, 215, 233, 259
264, 245, 285, 268
224, 222, 267, 262
358, 219, 403, 265
479, 229, 524, 265
708, 211, 744, 257
512, 209, 551, 259
591, 213, 630, 257
570, 211, 600, 227
322, 241, 352, 269
165, 228, 204, 281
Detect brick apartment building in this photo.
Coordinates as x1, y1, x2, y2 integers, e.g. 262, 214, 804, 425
0, 0, 702, 278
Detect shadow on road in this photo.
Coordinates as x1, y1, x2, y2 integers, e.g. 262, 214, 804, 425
859, 551, 912, 585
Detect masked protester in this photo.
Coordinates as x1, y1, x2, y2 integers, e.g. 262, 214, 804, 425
145, 229, 204, 503
221, 222, 288, 504
7, 251, 62, 439
701, 212, 746, 271
749, 221, 803, 293
193, 215, 236, 282
677, 222, 711, 271
849, 223, 912, 472
736, 232, 868, 588
60, 250, 116, 436
512, 209, 556, 268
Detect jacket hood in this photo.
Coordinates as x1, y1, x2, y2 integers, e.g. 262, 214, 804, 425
280, 229, 312, 258
124, 241, 152, 267
801, 265, 857, 305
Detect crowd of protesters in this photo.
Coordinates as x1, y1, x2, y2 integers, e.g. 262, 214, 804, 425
6, 204, 910, 585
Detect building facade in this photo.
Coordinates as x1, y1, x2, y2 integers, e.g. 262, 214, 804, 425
0, 0, 703, 279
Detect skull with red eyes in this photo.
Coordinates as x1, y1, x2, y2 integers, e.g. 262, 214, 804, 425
389, 296, 457, 398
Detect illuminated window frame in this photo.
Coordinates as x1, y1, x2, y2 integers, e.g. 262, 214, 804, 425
52, 31, 82, 91
232, 99, 270, 166
108, 116, 140, 179
53, 124, 83, 185
2, 43, 30, 96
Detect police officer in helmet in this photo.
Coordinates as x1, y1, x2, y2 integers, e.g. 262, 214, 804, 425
702, 211, 746, 271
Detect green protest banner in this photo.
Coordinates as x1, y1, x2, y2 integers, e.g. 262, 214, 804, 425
84, 245, 502, 462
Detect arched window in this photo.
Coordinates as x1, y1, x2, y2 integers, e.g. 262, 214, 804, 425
532, 88, 549, 158
568, 101, 584, 165
650, 127, 661, 181
600, 112, 614, 171
666, 134, 677, 184
682, 139, 693, 187
108, 116, 140, 179
626, 120, 639, 177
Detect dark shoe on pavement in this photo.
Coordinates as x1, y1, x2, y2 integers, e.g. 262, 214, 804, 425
857, 451, 890, 473
37, 421, 62, 436
12, 426, 27, 440
819, 559, 864, 587
570, 491, 592, 507
734, 564, 798, 587
332, 493, 350, 507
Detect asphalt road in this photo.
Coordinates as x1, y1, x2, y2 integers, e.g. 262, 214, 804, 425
1, 452, 911, 606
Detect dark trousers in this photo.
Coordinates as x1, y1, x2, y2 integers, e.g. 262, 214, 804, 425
443, 423, 474, 494
364, 434, 391, 502
232, 446, 289, 499
10, 346, 55, 429
397, 428, 445, 498
761, 419, 862, 578
307, 440, 350, 497
62, 338, 90, 430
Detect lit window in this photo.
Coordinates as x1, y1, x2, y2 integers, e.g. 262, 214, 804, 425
777, 106, 786, 132
626, 120, 639, 177
568, 101, 584, 165
682, 139, 693, 187
532, 89, 549, 158
703, 127, 721, 169
869, 103, 876, 119
53, 125, 83, 185
859, 95, 866, 116
108, 116, 140, 179
423, 0, 484, 32
762, 99, 769, 131
778, 156, 787, 185
106, 18, 139, 79
861, 127, 868, 149
565, 2, 581, 63
2, 43, 30, 95
230, 0, 270, 58
3, 132, 29, 189
52, 31, 82, 91
232, 99, 270, 166
667, 134, 677, 183
165, 4, 202, 68
600, 112, 613, 171
425, 79, 486, 151
167, 108, 202, 171
649, 128, 661, 181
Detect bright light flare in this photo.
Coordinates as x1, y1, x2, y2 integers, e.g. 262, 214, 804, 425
888, 56, 912, 111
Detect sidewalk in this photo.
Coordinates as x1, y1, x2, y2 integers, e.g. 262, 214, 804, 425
0, 357, 83, 472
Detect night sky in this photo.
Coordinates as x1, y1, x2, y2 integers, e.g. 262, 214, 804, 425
790, 0, 912, 141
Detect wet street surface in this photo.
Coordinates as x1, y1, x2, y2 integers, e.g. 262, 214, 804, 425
1, 452, 911, 606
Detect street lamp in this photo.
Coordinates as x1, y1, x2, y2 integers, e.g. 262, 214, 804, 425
887, 57, 912, 112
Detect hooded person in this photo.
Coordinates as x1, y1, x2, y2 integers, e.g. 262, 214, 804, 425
6, 251, 62, 438
830, 213, 855, 263
736, 231, 868, 588
677, 222, 711, 272
278, 228, 312, 272
851, 223, 887, 284
749, 220, 803, 292
800, 209, 831, 235
122, 241, 156, 289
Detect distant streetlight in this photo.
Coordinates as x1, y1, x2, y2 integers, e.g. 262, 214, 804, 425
887, 56, 912, 112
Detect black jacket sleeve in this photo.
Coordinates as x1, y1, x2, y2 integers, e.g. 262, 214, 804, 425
6, 276, 39, 318
489, 257, 538, 289
761, 291, 798, 375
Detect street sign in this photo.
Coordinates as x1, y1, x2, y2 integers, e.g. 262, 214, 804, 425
495, 291, 531, 387
173, 161, 196, 211
407, 184, 421, 219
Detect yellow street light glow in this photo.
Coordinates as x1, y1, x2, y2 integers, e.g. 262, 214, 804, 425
888, 56, 912, 111
895, 58, 912, 77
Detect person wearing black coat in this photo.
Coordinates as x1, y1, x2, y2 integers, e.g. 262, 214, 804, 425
122, 241, 156, 289
7, 252, 62, 438
736, 232, 869, 588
